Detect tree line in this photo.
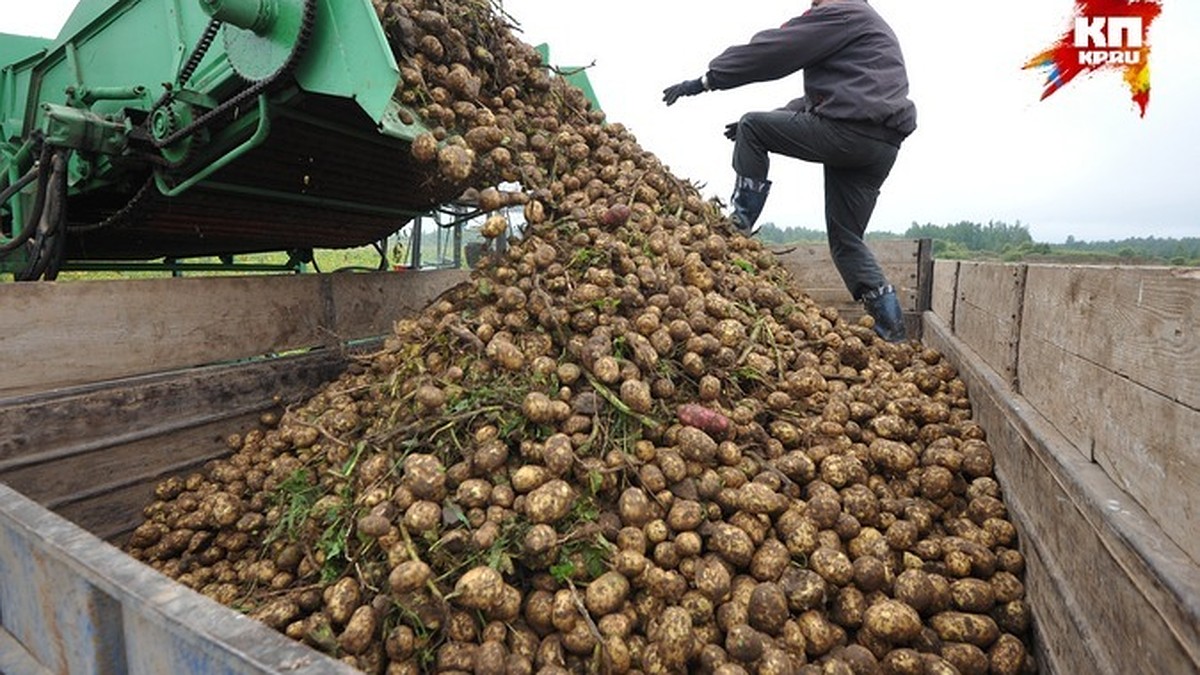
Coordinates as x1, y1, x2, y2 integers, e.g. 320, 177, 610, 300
756, 220, 1199, 266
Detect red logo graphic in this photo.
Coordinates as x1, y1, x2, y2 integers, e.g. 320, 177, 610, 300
1024, 0, 1163, 116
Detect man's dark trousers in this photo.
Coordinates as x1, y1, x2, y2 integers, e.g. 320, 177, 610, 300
732, 110, 900, 300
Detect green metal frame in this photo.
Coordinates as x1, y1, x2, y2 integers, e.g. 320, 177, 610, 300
0, 0, 411, 179
0, 0, 439, 276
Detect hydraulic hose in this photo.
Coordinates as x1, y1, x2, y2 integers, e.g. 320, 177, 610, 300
40, 156, 69, 280
15, 150, 68, 281
0, 167, 38, 225
0, 149, 50, 255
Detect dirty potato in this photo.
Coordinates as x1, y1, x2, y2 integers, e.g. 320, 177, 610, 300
863, 599, 923, 644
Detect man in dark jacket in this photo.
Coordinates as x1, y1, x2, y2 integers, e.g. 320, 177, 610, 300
662, 0, 916, 342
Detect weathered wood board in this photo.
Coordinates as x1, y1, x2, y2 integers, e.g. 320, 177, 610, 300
1017, 265, 1200, 563
2, 412, 254, 509
0, 347, 347, 467
930, 260, 958, 327
0, 348, 353, 544
772, 239, 928, 314
0, 625, 55, 675
933, 261, 1200, 564
923, 312, 1200, 675
1021, 265, 1199, 410
0, 269, 467, 396
954, 262, 1025, 387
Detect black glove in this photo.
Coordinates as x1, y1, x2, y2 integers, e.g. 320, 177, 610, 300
724, 121, 739, 141
662, 78, 706, 106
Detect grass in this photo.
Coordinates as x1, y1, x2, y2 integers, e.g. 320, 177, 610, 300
264, 469, 320, 545
314, 483, 356, 583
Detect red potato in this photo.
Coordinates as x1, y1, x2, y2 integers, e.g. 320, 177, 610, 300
677, 403, 732, 439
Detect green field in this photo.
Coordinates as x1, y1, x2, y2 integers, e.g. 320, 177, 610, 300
3, 224, 475, 282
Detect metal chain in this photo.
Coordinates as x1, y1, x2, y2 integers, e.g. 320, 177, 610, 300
178, 19, 222, 88
67, 176, 154, 233
152, 0, 317, 149
76, 0, 318, 233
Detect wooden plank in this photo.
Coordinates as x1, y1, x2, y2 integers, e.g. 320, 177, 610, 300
969, 395, 1192, 675
2, 409, 262, 509
57, 460, 211, 545
1014, 334, 1092, 463
931, 260, 959, 327
0, 348, 348, 467
1019, 334, 1200, 562
0, 511, 127, 673
0, 275, 326, 395
0, 270, 466, 396
772, 239, 922, 287
954, 262, 1025, 387
0, 348, 356, 543
915, 238, 934, 312
0, 625, 56, 675
771, 239, 923, 311
330, 268, 467, 340
923, 313, 1200, 674
1017, 535, 1097, 674
0, 483, 359, 674
1089, 369, 1200, 565
1021, 265, 1200, 410
1018, 265, 1200, 562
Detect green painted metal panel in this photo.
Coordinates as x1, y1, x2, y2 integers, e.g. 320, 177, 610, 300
0, 35, 51, 68
0, 37, 50, 143
0, 0, 441, 272
0, 0, 410, 192
293, 0, 400, 124
15, 0, 216, 135
1, 0, 404, 148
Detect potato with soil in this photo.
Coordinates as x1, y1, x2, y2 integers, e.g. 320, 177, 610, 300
930, 611, 1002, 648
454, 566, 504, 611
523, 479, 575, 524
747, 582, 790, 636
389, 559, 432, 595
863, 599, 923, 645
708, 523, 757, 569
586, 571, 631, 617
651, 605, 698, 668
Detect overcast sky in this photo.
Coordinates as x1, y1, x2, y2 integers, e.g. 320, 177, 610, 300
5, 0, 1198, 243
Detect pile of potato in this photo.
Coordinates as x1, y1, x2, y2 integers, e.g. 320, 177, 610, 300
124, 0, 1037, 673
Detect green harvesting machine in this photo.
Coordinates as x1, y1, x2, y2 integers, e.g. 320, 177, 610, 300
0, 0, 456, 279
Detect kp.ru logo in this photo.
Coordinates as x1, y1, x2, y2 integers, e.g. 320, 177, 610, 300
1074, 16, 1143, 65
1024, 0, 1163, 116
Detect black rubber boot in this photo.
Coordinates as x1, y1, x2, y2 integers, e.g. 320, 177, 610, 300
862, 284, 906, 342
729, 176, 771, 234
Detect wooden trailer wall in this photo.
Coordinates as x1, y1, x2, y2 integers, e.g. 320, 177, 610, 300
773, 238, 933, 331
1, 246, 1198, 674
924, 261, 1200, 674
